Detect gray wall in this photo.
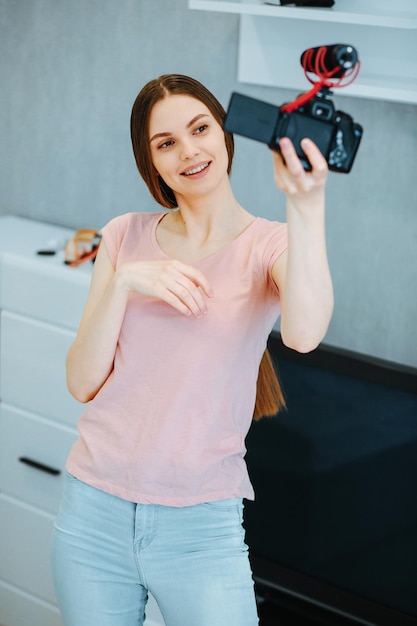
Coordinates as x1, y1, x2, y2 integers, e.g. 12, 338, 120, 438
1, 0, 416, 367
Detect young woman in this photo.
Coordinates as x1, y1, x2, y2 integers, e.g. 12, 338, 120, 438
51, 74, 333, 626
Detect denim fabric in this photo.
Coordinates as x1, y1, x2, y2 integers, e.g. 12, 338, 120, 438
51, 473, 259, 625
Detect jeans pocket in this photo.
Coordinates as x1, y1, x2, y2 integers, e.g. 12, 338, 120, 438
201, 498, 242, 512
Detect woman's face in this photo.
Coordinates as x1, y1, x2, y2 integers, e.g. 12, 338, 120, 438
148, 94, 230, 204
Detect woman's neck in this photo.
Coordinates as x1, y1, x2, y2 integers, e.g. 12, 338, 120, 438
172, 182, 252, 242
156, 189, 255, 263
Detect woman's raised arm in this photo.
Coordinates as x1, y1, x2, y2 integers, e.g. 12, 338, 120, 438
271, 137, 334, 353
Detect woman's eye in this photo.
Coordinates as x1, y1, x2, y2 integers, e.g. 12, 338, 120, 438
159, 140, 174, 150
194, 124, 208, 135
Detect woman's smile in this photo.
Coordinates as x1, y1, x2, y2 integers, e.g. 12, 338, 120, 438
181, 161, 211, 177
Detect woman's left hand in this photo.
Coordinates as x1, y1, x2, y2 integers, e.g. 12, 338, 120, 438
272, 137, 328, 203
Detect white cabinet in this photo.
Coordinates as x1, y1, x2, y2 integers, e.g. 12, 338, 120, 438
0, 216, 165, 626
0, 217, 90, 626
0, 497, 61, 606
189, 0, 417, 103
0, 312, 80, 426
0, 405, 77, 513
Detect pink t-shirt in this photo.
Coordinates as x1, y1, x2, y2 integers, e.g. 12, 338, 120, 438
66, 212, 288, 506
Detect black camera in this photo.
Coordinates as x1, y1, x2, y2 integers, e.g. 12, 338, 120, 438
223, 44, 363, 173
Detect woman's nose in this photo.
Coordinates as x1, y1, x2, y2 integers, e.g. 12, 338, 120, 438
180, 138, 199, 160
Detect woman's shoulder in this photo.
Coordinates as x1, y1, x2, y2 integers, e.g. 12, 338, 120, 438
102, 211, 164, 234
250, 216, 288, 244
100, 211, 165, 266
248, 218, 288, 272
253, 215, 286, 232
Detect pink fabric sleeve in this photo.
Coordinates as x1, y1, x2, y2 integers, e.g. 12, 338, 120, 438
262, 223, 288, 295
100, 214, 130, 269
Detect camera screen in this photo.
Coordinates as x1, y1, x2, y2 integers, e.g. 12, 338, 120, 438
224, 93, 280, 145
276, 111, 335, 166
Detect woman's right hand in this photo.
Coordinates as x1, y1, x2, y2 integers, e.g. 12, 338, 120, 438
118, 259, 214, 319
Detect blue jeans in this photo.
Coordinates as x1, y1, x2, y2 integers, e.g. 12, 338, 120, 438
51, 473, 259, 625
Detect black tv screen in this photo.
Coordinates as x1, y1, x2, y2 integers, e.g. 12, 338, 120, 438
244, 333, 417, 626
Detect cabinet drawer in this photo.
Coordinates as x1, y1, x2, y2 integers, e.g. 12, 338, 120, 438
0, 311, 82, 427
0, 582, 62, 626
0, 405, 77, 514
0, 496, 57, 606
1, 252, 90, 329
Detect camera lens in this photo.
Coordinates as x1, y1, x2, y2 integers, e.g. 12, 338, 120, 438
311, 101, 333, 121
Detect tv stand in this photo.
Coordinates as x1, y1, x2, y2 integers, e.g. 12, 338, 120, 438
256, 582, 356, 626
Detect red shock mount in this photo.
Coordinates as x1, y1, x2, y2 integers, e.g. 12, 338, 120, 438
280, 45, 361, 114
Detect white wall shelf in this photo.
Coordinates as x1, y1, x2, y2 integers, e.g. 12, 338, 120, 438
189, 0, 417, 104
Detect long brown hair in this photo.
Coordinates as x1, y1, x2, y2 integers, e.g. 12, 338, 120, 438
254, 350, 286, 420
130, 74, 285, 419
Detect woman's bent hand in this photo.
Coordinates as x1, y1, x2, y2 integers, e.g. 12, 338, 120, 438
118, 259, 214, 319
